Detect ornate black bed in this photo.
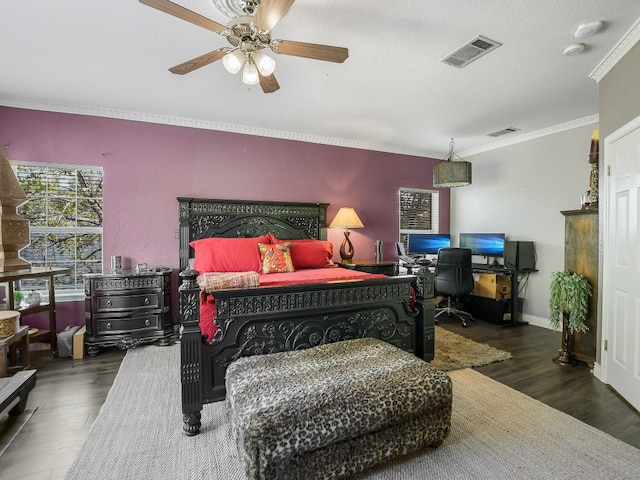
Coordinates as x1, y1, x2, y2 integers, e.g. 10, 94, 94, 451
177, 197, 435, 435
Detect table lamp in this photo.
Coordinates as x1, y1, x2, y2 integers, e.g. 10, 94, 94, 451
329, 207, 364, 262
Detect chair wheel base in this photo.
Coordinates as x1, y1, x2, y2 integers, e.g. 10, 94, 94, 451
435, 296, 474, 328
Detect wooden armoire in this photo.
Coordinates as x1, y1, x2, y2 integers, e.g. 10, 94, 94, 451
561, 208, 599, 367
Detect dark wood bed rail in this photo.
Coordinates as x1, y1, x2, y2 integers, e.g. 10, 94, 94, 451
178, 267, 435, 435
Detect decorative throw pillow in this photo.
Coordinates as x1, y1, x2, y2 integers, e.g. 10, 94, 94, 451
258, 242, 295, 274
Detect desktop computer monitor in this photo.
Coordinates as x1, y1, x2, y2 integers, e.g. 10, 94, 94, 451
459, 233, 506, 257
407, 233, 451, 256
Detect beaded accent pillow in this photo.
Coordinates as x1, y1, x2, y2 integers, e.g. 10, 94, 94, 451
258, 242, 295, 274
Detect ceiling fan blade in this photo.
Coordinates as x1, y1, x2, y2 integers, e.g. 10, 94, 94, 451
271, 40, 348, 63
169, 48, 229, 75
258, 71, 280, 93
253, 0, 295, 32
139, 0, 227, 35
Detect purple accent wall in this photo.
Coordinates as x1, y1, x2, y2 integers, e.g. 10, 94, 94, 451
1, 106, 449, 328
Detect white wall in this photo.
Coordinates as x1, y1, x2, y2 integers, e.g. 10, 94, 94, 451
451, 123, 597, 328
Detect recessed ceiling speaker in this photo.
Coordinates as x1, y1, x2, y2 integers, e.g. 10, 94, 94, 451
575, 21, 603, 38
563, 43, 585, 56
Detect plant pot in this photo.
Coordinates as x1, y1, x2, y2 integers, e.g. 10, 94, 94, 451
553, 314, 579, 366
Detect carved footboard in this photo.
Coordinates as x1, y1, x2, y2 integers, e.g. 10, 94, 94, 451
178, 269, 434, 436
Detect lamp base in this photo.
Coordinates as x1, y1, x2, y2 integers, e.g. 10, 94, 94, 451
339, 231, 355, 262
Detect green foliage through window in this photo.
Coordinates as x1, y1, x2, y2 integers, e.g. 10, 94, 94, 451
12, 163, 103, 291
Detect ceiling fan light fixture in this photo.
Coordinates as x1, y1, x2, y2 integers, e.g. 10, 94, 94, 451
242, 60, 260, 85
140, 0, 349, 94
222, 49, 245, 74
254, 51, 276, 76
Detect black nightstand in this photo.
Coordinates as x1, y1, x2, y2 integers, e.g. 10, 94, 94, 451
339, 260, 398, 276
83, 269, 173, 356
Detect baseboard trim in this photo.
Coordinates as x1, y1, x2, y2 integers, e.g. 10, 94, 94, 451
522, 314, 551, 330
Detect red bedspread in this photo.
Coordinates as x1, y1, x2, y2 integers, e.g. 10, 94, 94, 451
199, 267, 388, 341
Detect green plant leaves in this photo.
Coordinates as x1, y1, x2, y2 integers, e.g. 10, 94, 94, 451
549, 271, 592, 334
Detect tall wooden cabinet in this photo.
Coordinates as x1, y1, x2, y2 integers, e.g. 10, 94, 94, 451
561, 209, 598, 366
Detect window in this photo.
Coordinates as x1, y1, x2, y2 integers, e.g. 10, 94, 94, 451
12, 162, 103, 293
399, 188, 439, 247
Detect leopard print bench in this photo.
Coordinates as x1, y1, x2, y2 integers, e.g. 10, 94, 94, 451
225, 337, 452, 480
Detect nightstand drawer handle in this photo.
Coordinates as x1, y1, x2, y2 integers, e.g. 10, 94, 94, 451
106, 300, 112, 307
144, 319, 151, 326
144, 297, 150, 305
106, 322, 112, 330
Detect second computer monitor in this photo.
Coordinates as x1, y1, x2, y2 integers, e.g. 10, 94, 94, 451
407, 233, 451, 255
459, 233, 506, 257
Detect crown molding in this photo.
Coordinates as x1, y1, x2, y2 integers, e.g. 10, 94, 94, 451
0, 97, 600, 160
590, 16, 640, 83
458, 115, 599, 158
0, 97, 440, 159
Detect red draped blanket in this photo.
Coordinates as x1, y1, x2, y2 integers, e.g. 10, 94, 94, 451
197, 267, 389, 342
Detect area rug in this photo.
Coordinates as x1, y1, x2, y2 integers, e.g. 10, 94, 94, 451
65, 344, 640, 480
430, 326, 512, 371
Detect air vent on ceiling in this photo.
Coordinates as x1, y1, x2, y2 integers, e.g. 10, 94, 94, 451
440, 35, 502, 68
487, 127, 521, 138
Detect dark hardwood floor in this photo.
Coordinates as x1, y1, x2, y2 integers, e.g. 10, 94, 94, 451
0, 347, 125, 480
440, 317, 640, 450
1, 320, 639, 479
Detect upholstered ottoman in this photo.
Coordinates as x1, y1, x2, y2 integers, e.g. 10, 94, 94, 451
226, 337, 452, 480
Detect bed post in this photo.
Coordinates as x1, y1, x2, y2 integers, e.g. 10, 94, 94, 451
179, 268, 203, 436
413, 267, 436, 362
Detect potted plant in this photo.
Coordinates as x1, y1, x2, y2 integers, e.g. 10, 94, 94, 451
13, 290, 24, 308
549, 271, 592, 365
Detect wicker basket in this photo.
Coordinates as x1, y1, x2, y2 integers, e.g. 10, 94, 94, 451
0, 311, 20, 338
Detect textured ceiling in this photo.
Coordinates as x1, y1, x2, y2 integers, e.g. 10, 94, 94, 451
1, 0, 639, 158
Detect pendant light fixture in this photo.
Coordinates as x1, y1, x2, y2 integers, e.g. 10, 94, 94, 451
433, 138, 472, 188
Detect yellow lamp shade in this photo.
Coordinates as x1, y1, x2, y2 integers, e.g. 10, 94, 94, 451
329, 207, 364, 229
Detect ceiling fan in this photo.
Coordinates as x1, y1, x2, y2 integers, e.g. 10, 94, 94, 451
139, 0, 349, 93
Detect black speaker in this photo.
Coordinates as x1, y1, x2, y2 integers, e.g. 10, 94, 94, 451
504, 241, 536, 270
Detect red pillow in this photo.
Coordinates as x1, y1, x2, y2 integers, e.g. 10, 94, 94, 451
268, 238, 334, 269
290, 240, 335, 268
190, 236, 269, 273
265, 232, 279, 244
265, 233, 334, 268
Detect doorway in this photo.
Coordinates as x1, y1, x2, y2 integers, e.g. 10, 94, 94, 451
602, 114, 640, 412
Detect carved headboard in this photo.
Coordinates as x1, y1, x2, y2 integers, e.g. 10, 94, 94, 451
178, 198, 329, 271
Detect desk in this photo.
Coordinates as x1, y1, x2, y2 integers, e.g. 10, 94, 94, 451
0, 267, 71, 357
470, 265, 536, 325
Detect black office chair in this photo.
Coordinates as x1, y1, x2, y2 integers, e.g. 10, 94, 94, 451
434, 248, 475, 327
